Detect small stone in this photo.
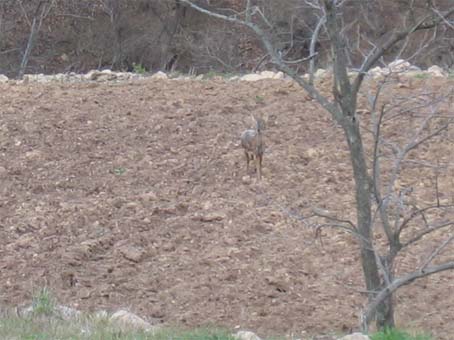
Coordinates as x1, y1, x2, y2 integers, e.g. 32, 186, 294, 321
427, 65, 446, 77
234, 330, 262, 340
78, 287, 91, 299
0, 166, 7, 177
0, 74, 9, 83
151, 71, 168, 80
240, 73, 265, 82
119, 246, 146, 263
55, 305, 81, 320
338, 333, 370, 340
388, 59, 412, 72
15, 234, 34, 248
199, 212, 226, 222
314, 68, 326, 78
241, 175, 252, 184
110, 310, 157, 332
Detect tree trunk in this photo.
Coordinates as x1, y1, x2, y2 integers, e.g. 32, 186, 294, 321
18, 16, 39, 79
341, 117, 393, 330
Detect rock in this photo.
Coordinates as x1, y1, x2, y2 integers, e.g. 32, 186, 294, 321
55, 305, 81, 320
233, 330, 262, 340
197, 212, 226, 222
338, 333, 370, 340
388, 59, 412, 72
368, 66, 384, 78
241, 175, 252, 184
0, 166, 7, 177
427, 65, 446, 77
110, 310, 157, 332
151, 71, 168, 80
85, 69, 116, 81
15, 234, 34, 248
0, 74, 8, 83
312, 336, 337, 340
305, 147, 319, 159
314, 68, 327, 78
241, 73, 265, 82
53, 73, 68, 82
259, 70, 284, 79
17, 304, 80, 320
25, 150, 42, 160
119, 246, 146, 263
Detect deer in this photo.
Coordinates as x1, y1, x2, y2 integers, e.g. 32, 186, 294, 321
240, 115, 266, 180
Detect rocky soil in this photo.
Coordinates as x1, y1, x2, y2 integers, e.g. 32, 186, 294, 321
0, 74, 453, 339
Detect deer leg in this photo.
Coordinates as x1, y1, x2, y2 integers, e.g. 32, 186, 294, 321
256, 154, 262, 180
244, 151, 250, 173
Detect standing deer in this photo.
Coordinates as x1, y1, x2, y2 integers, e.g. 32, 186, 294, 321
240, 115, 266, 180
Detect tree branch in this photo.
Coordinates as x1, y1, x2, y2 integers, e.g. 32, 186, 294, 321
362, 260, 454, 330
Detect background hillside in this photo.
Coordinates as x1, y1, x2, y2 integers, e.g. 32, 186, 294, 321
1, 0, 453, 77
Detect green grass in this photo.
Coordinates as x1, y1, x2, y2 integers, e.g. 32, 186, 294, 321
0, 312, 236, 340
371, 328, 432, 340
255, 95, 265, 103
132, 62, 147, 74
31, 287, 56, 317
413, 73, 430, 79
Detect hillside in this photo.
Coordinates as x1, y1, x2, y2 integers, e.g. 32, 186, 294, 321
1, 75, 454, 338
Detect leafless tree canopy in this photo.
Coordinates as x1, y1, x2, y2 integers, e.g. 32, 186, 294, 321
0, 0, 453, 76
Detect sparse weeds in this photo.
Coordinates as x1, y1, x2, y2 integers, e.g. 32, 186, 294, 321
202, 71, 237, 79
31, 287, 56, 317
371, 328, 432, 340
255, 95, 265, 103
132, 62, 147, 74
113, 167, 126, 175
413, 73, 430, 79
0, 311, 236, 340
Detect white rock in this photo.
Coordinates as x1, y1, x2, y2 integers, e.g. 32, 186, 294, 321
151, 71, 168, 80
240, 73, 265, 82
368, 66, 384, 78
259, 70, 284, 79
53, 73, 68, 82
0, 74, 9, 83
314, 68, 327, 78
338, 333, 370, 340
234, 330, 262, 340
55, 305, 81, 320
388, 59, 412, 72
85, 69, 116, 81
427, 65, 446, 77
273, 71, 284, 79
110, 310, 156, 332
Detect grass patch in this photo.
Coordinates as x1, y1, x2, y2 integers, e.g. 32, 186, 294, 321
413, 73, 430, 79
371, 327, 432, 340
31, 287, 56, 317
132, 62, 147, 74
0, 314, 236, 340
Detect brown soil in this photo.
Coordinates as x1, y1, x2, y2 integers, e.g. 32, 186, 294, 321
0, 76, 453, 339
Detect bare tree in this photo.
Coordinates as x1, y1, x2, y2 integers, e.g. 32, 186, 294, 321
17, 0, 56, 79
179, 0, 454, 332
